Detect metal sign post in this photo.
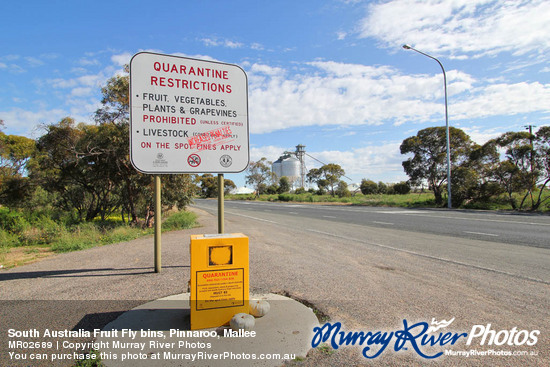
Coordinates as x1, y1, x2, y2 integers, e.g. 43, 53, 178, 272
154, 175, 161, 273
218, 174, 224, 234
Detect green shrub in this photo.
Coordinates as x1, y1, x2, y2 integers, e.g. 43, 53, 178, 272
162, 211, 197, 231
51, 223, 102, 252
0, 229, 18, 248
19, 216, 64, 246
278, 193, 293, 202
0, 207, 29, 234
102, 226, 144, 244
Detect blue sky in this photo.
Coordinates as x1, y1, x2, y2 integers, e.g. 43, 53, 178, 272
2, 0, 550, 188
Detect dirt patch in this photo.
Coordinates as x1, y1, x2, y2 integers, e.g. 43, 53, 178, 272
0, 246, 56, 269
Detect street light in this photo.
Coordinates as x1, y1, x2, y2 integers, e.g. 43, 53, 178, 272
402, 44, 452, 208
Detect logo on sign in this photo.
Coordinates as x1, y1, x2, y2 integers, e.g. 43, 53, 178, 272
153, 153, 168, 168
220, 155, 232, 168
188, 154, 201, 167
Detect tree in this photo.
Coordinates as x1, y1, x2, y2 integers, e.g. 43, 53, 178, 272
278, 176, 291, 193
266, 184, 279, 195
377, 181, 388, 194
400, 126, 474, 206
533, 126, 550, 209
453, 141, 503, 207
306, 168, 326, 194
493, 131, 536, 210
307, 164, 345, 196
31, 118, 122, 221
198, 174, 235, 197
360, 179, 378, 195
0, 131, 36, 207
393, 181, 411, 195
335, 180, 351, 197
93, 67, 193, 222
245, 158, 275, 196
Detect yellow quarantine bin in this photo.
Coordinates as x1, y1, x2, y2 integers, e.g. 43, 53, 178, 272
190, 233, 249, 330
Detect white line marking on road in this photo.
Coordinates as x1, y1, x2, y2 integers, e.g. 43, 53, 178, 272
374, 210, 424, 214
305, 229, 549, 285
375, 211, 550, 227
224, 211, 278, 224
464, 231, 499, 237
323, 215, 337, 219
288, 212, 298, 215
373, 221, 394, 225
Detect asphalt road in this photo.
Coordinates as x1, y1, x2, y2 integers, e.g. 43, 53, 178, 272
1, 202, 549, 366
195, 199, 550, 249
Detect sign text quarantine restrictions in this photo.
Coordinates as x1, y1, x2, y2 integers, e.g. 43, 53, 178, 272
130, 52, 249, 173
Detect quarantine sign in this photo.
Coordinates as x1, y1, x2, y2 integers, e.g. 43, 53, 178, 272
190, 234, 249, 330
196, 268, 245, 311
129, 52, 249, 174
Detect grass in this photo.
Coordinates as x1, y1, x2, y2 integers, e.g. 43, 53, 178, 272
0, 210, 198, 268
162, 210, 198, 231
226, 190, 550, 211
73, 350, 103, 367
227, 192, 436, 208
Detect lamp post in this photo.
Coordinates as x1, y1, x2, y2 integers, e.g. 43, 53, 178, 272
403, 44, 452, 208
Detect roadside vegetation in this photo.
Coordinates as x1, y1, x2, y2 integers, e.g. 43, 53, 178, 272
0, 69, 198, 269
0, 202, 197, 268
240, 125, 550, 212
226, 190, 548, 211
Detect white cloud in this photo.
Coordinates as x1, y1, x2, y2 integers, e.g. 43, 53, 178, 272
247, 60, 477, 133
24, 57, 44, 67
201, 38, 243, 49
111, 53, 132, 66
250, 145, 293, 162
460, 125, 507, 145
251, 43, 264, 50
79, 57, 100, 66
451, 82, 550, 120
48, 71, 110, 92
70, 87, 93, 97
247, 60, 550, 134
248, 143, 407, 183
359, 0, 550, 59
310, 143, 404, 178
0, 107, 68, 137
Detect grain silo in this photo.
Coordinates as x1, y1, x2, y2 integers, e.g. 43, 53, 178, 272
280, 155, 301, 179
272, 157, 283, 178
272, 145, 307, 189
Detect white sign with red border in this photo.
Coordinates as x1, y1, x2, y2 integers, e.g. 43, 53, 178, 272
130, 52, 249, 173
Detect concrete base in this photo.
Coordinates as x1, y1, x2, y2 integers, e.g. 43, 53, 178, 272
96, 293, 319, 366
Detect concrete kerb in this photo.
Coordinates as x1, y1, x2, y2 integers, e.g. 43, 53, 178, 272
97, 293, 319, 366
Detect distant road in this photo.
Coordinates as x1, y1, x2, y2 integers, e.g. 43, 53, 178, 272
194, 199, 550, 249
